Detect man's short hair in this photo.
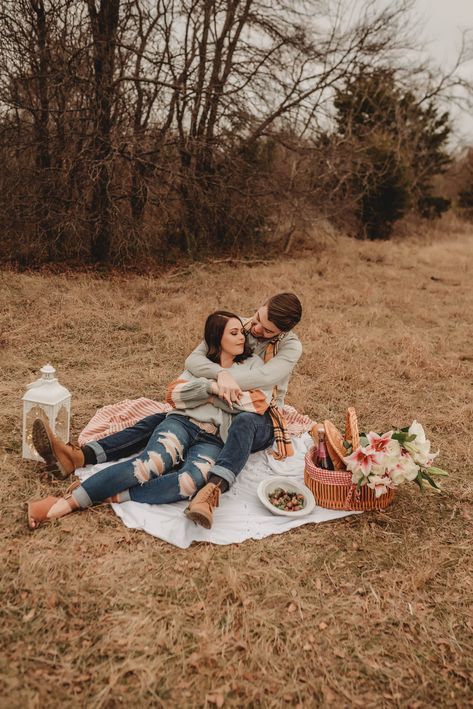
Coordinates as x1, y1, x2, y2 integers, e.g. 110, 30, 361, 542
266, 292, 302, 332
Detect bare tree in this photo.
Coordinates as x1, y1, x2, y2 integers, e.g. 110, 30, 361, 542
0, 0, 468, 264
86, 0, 121, 262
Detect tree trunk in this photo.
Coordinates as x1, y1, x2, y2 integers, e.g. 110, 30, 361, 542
87, 0, 120, 263
31, 0, 55, 258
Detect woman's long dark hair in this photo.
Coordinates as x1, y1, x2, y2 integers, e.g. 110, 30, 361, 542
204, 311, 253, 364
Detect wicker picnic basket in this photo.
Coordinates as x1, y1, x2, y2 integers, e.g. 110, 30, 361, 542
304, 407, 395, 511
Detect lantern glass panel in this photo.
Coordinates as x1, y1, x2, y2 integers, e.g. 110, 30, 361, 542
55, 405, 69, 441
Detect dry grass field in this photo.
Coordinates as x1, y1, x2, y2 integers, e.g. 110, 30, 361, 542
1, 222, 473, 708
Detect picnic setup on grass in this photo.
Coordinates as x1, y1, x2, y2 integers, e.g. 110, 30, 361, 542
23, 364, 448, 549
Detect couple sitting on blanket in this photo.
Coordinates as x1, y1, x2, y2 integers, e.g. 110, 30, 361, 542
28, 292, 303, 531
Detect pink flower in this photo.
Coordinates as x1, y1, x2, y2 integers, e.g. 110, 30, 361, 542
367, 475, 393, 498
366, 431, 394, 453
344, 446, 381, 477
386, 450, 419, 484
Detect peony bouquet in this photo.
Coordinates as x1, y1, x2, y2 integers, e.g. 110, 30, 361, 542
342, 421, 448, 498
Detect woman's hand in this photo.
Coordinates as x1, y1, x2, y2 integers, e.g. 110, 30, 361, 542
216, 371, 242, 409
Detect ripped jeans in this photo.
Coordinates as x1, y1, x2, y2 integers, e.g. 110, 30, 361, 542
72, 414, 223, 508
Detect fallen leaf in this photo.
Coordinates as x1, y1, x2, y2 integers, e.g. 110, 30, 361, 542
319, 621, 328, 630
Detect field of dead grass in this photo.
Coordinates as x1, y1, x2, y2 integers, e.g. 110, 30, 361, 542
1, 224, 473, 708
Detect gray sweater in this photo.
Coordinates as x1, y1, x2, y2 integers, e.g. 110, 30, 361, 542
184, 319, 302, 408
166, 354, 273, 442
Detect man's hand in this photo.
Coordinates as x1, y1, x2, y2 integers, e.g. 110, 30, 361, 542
217, 371, 243, 409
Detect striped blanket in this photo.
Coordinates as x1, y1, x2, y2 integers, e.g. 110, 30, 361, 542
78, 398, 314, 447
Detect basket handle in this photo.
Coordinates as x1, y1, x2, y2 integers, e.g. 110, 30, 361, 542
345, 407, 360, 451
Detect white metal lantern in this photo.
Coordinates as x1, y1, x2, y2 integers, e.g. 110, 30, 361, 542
22, 364, 71, 461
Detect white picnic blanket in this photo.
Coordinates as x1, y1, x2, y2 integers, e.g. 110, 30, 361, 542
75, 433, 358, 548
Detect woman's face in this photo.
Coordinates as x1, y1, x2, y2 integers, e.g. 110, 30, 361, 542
220, 317, 246, 357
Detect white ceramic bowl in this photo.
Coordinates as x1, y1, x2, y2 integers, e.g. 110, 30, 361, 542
257, 476, 316, 517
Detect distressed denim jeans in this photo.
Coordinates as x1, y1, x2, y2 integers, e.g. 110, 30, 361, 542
83, 410, 275, 494
210, 411, 274, 487
85, 413, 167, 463
73, 414, 223, 508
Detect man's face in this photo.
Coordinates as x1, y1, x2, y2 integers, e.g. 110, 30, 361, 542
249, 306, 282, 340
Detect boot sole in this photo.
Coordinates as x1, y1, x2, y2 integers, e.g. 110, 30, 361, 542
32, 419, 70, 480
184, 508, 212, 530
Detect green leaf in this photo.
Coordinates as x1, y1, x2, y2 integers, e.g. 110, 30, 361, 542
415, 471, 424, 492
393, 432, 416, 443
421, 471, 441, 491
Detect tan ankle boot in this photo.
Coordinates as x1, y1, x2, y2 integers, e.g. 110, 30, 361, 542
32, 419, 85, 480
184, 482, 221, 529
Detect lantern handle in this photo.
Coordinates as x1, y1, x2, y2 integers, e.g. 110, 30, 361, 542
40, 363, 57, 381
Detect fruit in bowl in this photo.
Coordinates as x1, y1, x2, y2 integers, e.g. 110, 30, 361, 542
257, 476, 316, 517
268, 488, 305, 512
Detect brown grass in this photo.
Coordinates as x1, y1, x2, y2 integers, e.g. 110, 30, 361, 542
1, 226, 473, 708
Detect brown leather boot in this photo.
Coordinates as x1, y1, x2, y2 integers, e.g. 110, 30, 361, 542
32, 419, 85, 480
184, 482, 221, 529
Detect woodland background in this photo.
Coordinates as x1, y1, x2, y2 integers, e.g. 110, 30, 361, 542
0, 0, 472, 267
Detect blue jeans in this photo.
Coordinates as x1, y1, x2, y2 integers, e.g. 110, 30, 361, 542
86, 413, 167, 463
210, 411, 274, 486
85, 410, 275, 492
73, 415, 223, 507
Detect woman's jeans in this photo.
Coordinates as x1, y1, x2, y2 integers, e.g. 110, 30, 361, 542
73, 414, 223, 508
85, 411, 275, 491
85, 413, 168, 463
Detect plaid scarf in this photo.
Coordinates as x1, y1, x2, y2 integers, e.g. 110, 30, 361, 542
243, 319, 294, 459
264, 340, 294, 459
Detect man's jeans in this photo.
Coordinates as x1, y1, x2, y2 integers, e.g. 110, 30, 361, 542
210, 410, 274, 487
84, 410, 275, 491
74, 415, 223, 507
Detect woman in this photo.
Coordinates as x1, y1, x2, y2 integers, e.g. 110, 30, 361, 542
27, 311, 271, 529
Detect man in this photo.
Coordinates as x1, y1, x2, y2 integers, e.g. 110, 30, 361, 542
33, 293, 302, 529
